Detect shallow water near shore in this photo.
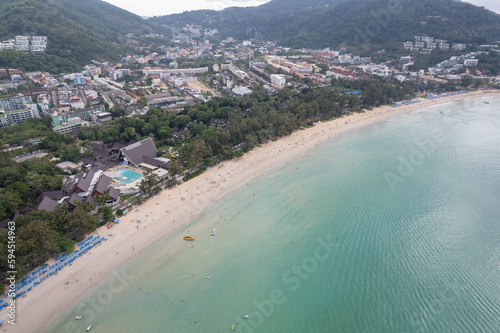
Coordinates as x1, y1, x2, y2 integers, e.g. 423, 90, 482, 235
49, 96, 500, 333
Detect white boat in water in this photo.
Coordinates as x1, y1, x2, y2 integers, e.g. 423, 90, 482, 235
86, 324, 92, 331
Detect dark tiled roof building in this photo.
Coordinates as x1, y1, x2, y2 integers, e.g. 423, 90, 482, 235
119, 137, 158, 167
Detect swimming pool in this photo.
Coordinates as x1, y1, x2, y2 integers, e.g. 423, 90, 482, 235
114, 168, 143, 184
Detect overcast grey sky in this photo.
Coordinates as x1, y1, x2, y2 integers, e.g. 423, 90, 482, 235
103, 0, 500, 17
103, 0, 270, 17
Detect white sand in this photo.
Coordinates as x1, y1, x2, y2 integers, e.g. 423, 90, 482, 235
3, 90, 499, 332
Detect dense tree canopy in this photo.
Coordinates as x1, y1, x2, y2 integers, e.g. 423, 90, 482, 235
152, 0, 500, 53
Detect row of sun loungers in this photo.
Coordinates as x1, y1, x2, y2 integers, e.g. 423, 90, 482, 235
4, 235, 106, 300
391, 90, 470, 107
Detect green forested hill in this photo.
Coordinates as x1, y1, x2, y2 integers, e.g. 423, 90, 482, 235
149, 0, 348, 40
280, 0, 500, 50
0, 0, 164, 73
151, 0, 500, 51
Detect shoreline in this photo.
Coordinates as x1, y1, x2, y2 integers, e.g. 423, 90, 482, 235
4, 89, 500, 332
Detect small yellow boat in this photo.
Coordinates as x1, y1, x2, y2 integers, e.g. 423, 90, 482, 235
183, 236, 194, 241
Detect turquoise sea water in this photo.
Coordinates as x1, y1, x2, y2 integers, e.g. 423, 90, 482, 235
49, 96, 500, 333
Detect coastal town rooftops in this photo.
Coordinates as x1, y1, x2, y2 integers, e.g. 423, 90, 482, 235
92, 147, 112, 159
78, 155, 97, 166
36, 196, 59, 212
41, 190, 65, 200
108, 187, 120, 201
144, 92, 171, 101
75, 167, 100, 193
55, 161, 81, 172
139, 162, 159, 170
111, 142, 127, 151
119, 137, 158, 167
155, 157, 171, 164
152, 168, 169, 179
93, 174, 112, 195
142, 156, 164, 168
67, 193, 86, 206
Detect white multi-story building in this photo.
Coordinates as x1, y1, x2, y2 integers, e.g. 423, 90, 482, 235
0, 95, 32, 111
437, 40, 449, 50
91, 112, 112, 124
15, 36, 30, 52
421, 36, 434, 44
0, 35, 47, 52
85, 90, 99, 104
70, 98, 85, 110
32, 36, 47, 44
463, 59, 479, 66
403, 41, 414, 50
112, 70, 124, 81
142, 67, 208, 76
270, 74, 286, 88
52, 117, 89, 136
37, 93, 51, 114
0, 104, 40, 126
452, 43, 467, 51
46, 77, 59, 86
0, 40, 15, 50
427, 42, 437, 50
31, 36, 48, 52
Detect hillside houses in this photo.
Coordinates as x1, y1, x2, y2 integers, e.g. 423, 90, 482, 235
403, 36, 467, 53
0, 36, 47, 52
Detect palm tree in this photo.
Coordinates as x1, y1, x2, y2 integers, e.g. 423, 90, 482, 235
138, 170, 161, 195
94, 192, 110, 208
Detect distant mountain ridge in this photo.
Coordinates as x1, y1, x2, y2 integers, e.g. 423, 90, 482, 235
0, 0, 164, 72
149, 0, 348, 40
151, 0, 500, 50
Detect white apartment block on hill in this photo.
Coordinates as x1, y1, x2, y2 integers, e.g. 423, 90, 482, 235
463, 59, 479, 66
404, 36, 466, 53
0, 36, 47, 52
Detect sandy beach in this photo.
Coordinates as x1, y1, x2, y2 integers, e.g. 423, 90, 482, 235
3, 89, 499, 332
